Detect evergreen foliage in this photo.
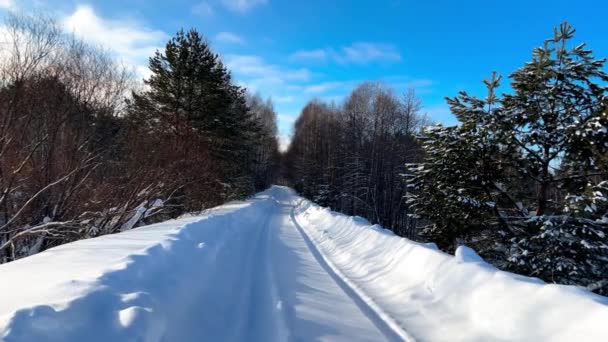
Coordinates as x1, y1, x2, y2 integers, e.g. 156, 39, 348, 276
406, 22, 608, 293
127, 29, 276, 204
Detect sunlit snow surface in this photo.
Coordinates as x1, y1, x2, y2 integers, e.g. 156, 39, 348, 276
0, 186, 606, 341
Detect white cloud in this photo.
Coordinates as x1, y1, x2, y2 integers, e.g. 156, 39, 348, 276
61, 5, 168, 80
303, 81, 345, 94
225, 55, 312, 115
221, 0, 267, 13
215, 31, 244, 44
341, 42, 401, 64
290, 49, 327, 61
379, 76, 435, 94
0, 0, 13, 9
225, 54, 312, 84
290, 42, 401, 64
192, 1, 214, 16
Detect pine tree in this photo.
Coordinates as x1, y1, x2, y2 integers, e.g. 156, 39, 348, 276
126, 28, 262, 203
498, 23, 608, 216
496, 23, 608, 292
407, 22, 608, 293
406, 73, 516, 252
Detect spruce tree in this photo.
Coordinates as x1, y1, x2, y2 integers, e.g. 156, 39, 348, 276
407, 22, 608, 293
126, 28, 260, 201
498, 24, 608, 292
406, 73, 515, 252
498, 23, 608, 216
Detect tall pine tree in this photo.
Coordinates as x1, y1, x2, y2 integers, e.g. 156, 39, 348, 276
126, 29, 262, 203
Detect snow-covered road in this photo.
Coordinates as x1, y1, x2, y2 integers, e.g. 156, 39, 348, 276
0, 186, 607, 341
152, 187, 407, 341
222, 194, 405, 341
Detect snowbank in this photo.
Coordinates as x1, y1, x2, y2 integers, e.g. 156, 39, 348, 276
1, 186, 607, 341
293, 197, 608, 341
0, 195, 276, 341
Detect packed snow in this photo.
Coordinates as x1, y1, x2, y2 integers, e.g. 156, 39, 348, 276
0, 186, 607, 341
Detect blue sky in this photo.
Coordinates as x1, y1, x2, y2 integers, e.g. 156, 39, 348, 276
3, 0, 608, 149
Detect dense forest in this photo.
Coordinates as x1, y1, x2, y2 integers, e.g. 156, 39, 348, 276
0, 11, 606, 294
0, 13, 279, 262
283, 84, 428, 238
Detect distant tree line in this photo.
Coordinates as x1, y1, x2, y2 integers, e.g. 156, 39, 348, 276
284, 83, 428, 237
286, 23, 608, 294
0, 13, 279, 262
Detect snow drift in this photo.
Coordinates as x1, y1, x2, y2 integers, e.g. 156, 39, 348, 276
0, 186, 606, 341
0, 196, 276, 341
293, 195, 608, 341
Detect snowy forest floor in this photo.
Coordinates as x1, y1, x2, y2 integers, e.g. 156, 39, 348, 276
0, 186, 607, 341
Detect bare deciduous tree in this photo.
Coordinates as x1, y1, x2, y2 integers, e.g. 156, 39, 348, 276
285, 82, 428, 237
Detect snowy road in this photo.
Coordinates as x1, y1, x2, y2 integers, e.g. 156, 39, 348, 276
0, 186, 607, 341
165, 188, 409, 341
239, 196, 407, 341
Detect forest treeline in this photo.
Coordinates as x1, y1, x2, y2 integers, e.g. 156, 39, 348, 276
284, 84, 428, 238
0, 13, 278, 262
286, 23, 608, 294
1, 11, 606, 294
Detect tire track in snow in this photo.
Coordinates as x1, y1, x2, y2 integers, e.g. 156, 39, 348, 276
234, 201, 289, 342
288, 199, 416, 342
